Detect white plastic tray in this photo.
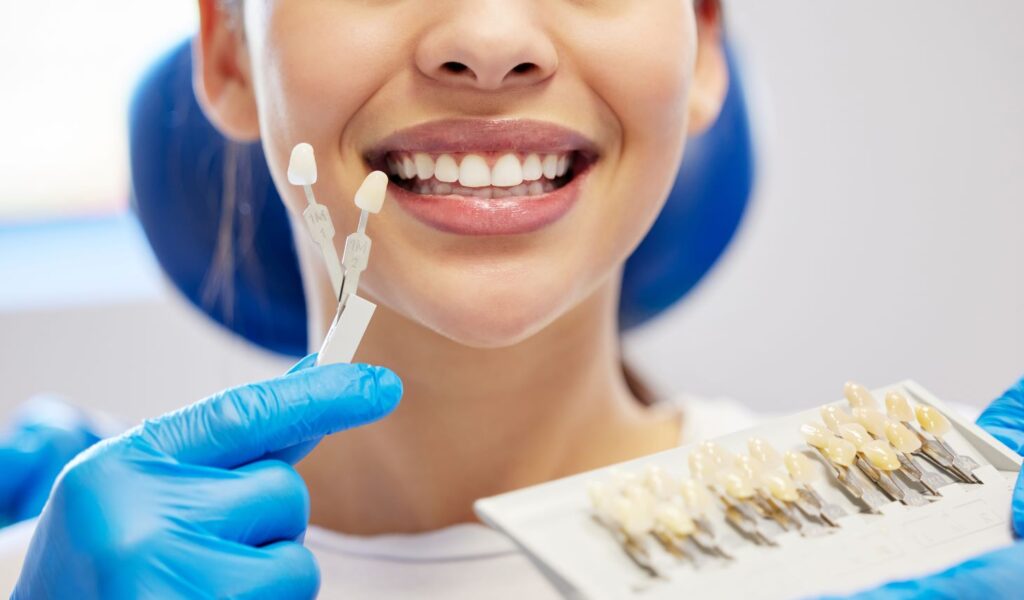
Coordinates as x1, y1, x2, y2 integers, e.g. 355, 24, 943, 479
474, 381, 1022, 599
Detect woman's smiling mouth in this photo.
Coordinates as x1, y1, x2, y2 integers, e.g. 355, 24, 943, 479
364, 118, 599, 235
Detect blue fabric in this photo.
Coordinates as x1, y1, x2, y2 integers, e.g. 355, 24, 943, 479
128, 40, 754, 355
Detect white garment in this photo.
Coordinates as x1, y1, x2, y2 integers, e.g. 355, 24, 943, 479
0, 394, 757, 598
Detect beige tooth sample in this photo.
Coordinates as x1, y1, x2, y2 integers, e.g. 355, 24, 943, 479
784, 451, 817, 484
458, 154, 491, 187
853, 407, 888, 438
718, 468, 756, 500
413, 153, 434, 180
915, 405, 952, 436
861, 440, 902, 472
838, 423, 872, 449
801, 422, 833, 449
824, 436, 858, 467
699, 440, 736, 469
542, 154, 559, 178
844, 381, 879, 409
491, 153, 524, 187
821, 405, 857, 433
747, 437, 782, 468
734, 454, 764, 483
679, 478, 713, 516
763, 472, 800, 503
885, 391, 916, 422
522, 153, 543, 181
641, 465, 676, 499
434, 154, 459, 183
885, 420, 922, 453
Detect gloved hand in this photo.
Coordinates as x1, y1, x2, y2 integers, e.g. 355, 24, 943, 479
830, 377, 1024, 599
0, 396, 104, 528
13, 354, 402, 600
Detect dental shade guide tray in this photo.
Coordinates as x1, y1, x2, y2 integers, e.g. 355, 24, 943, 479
474, 381, 1024, 600
288, 143, 388, 366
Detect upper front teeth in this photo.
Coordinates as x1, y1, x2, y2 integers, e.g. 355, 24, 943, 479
386, 152, 573, 188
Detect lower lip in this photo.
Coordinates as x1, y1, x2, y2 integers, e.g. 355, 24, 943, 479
388, 163, 593, 236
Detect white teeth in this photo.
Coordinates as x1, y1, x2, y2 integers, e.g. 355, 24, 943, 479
508, 183, 528, 196
491, 153, 524, 187
528, 181, 545, 195
556, 154, 568, 177
434, 154, 459, 183
542, 154, 559, 179
400, 155, 417, 180
413, 153, 435, 180
458, 154, 491, 188
522, 153, 543, 181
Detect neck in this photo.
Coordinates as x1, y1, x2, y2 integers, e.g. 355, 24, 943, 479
297, 261, 681, 535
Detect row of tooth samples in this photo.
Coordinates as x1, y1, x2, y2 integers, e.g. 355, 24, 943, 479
387, 152, 572, 188
801, 383, 983, 514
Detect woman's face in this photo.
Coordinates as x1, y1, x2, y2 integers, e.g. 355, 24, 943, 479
209, 0, 721, 348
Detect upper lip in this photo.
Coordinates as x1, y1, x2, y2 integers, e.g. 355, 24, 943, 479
363, 118, 601, 163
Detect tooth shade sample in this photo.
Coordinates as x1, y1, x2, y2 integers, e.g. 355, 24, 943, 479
688, 450, 718, 482
825, 437, 858, 466
287, 143, 317, 185
587, 481, 611, 514
679, 479, 713, 515
916, 405, 952, 436
821, 405, 857, 433
886, 391, 916, 422
886, 421, 922, 453
784, 451, 818, 484
642, 465, 676, 499
610, 494, 655, 537
413, 153, 435, 179
735, 454, 765, 482
853, 407, 888, 438
718, 468, 756, 499
655, 502, 696, 537
801, 422, 833, 449
844, 381, 879, 409
354, 171, 389, 213
838, 423, 872, 449
433, 154, 459, 183
861, 440, 901, 471
699, 440, 736, 468
763, 472, 800, 503
747, 437, 783, 468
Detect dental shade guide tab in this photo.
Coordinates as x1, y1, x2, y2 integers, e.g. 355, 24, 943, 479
289, 143, 388, 367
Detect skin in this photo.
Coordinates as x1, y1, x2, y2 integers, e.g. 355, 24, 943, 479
195, 0, 727, 534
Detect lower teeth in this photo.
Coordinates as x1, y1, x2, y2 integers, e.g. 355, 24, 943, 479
408, 178, 557, 199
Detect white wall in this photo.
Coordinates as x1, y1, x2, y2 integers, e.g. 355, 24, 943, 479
2, 1, 1022, 425
626, 0, 1024, 411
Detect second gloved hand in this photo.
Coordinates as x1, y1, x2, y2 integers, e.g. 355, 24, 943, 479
13, 354, 403, 600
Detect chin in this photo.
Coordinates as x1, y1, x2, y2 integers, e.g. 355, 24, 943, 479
420, 286, 571, 349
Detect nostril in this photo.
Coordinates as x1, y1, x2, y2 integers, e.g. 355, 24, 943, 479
512, 63, 536, 74
442, 61, 469, 74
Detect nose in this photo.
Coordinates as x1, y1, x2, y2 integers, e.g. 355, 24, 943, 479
415, 1, 558, 91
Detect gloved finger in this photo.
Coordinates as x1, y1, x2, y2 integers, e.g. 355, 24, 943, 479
0, 441, 42, 502
134, 362, 403, 469
286, 353, 319, 374
976, 377, 1024, 454
146, 535, 320, 600
1012, 467, 1024, 538
187, 460, 310, 547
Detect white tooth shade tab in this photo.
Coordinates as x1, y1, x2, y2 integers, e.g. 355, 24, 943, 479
458, 154, 491, 188
355, 170, 389, 213
288, 143, 318, 185
492, 153, 525, 187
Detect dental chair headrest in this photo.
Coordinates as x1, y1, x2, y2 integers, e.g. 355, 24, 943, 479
128, 40, 754, 357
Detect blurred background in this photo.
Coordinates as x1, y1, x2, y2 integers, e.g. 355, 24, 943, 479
1, 1, 1022, 424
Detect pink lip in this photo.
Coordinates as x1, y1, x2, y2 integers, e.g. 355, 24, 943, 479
364, 117, 600, 159
364, 118, 600, 236
387, 161, 594, 236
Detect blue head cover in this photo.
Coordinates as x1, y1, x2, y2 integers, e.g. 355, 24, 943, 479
129, 40, 754, 357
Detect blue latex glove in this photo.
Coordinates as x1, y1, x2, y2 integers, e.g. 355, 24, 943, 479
13, 354, 402, 600
0, 396, 103, 528
830, 378, 1024, 599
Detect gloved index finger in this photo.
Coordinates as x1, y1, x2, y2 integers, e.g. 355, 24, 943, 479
132, 362, 402, 469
